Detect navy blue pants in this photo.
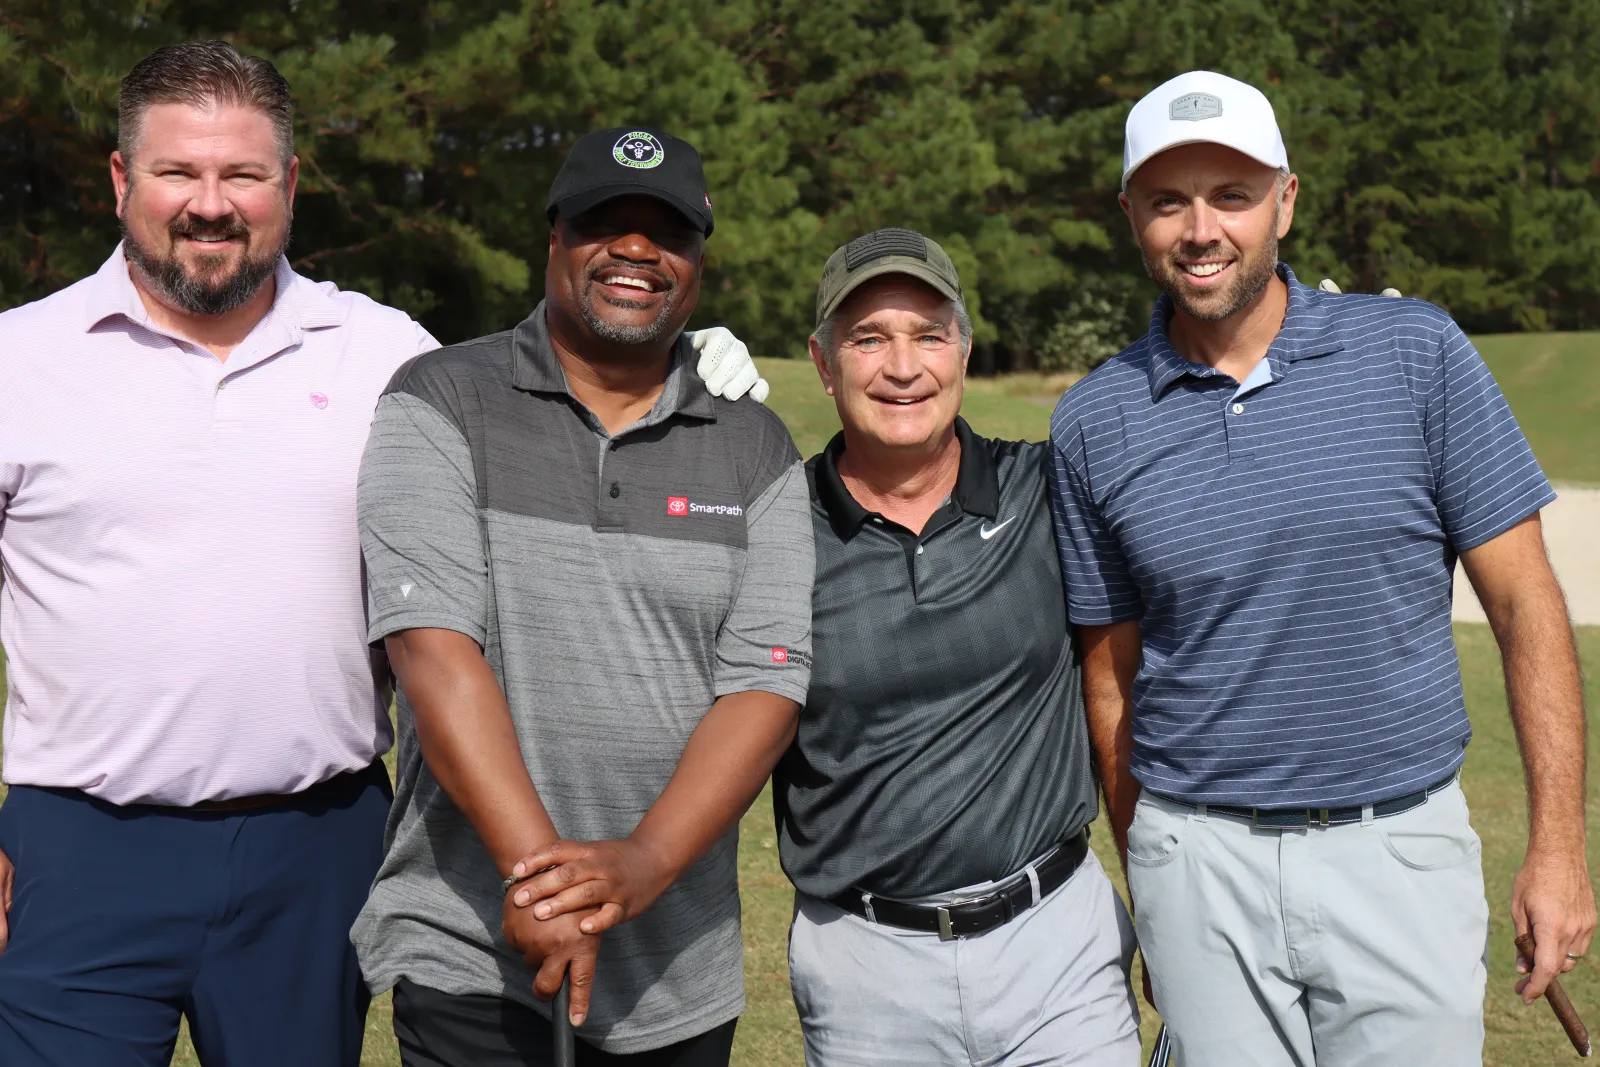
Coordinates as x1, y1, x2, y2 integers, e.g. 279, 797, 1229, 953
0, 762, 391, 1067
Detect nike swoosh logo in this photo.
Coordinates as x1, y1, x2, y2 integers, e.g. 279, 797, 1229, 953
979, 517, 1015, 540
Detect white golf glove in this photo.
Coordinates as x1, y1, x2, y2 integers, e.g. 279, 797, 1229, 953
688, 327, 769, 404
1318, 278, 1403, 298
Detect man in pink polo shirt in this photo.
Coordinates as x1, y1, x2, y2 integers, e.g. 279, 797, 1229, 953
0, 40, 763, 1067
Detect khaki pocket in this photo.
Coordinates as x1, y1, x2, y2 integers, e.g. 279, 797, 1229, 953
1379, 786, 1482, 871
1126, 794, 1191, 867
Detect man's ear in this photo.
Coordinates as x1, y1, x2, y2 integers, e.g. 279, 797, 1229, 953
1276, 173, 1298, 240
808, 335, 835, 396
285, 155, 300, 208
111, 151, 131, 218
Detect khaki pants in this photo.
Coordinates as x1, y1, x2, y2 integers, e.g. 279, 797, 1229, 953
1128, 780, 1488, 1066
789, 850, 1141, 1067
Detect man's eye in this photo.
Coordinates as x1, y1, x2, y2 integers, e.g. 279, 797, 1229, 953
920, 335, 948, 345
855, 337, 882, 349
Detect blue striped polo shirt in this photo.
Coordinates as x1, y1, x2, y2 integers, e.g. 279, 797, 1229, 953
1048, 265, 1554, 807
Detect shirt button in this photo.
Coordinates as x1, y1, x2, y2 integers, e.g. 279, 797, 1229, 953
608, 483, 620, 498
916, 545, 924, 555
609, 441, 619, 451
216, 380, 227, 392
1231, 402, 1245, 415
872, 517, 883, 524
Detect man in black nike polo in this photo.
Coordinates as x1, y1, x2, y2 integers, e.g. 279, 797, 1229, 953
773, 228, 1141, 1067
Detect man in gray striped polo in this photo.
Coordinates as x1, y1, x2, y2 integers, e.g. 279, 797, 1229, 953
1049, 70, 1593, 1065
353, 127, 813, 1065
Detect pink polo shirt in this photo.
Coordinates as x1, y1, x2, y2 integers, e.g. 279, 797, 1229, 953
0, 247, 438, 805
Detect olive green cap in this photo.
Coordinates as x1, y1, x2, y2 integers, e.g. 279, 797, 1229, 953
814, 228, 963, 327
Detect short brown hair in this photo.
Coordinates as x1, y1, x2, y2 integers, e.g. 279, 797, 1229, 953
118, 40, 294, 167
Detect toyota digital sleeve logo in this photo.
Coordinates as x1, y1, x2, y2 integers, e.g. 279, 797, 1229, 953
667, 496, 689, 516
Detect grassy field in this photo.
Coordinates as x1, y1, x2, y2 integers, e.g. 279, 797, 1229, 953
1, 335, 1597, 1065
1475, 332, 1600, 487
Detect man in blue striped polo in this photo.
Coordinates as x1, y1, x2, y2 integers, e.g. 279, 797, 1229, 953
1049, 70, 1593, 1065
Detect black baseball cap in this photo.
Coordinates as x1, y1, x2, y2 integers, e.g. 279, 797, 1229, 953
545, 126, 714, 236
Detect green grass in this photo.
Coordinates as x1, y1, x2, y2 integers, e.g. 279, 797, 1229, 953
0, 343, 1596, 1065
1473, 332, 1600, 487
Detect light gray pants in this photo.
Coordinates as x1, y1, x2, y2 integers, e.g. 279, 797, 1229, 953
789, 849, 1141, 1067
1127, 781, 1489, 1066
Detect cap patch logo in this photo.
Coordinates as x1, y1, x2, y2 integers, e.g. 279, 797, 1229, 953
614, 131, 665, 170
1169, 92, 1224, 122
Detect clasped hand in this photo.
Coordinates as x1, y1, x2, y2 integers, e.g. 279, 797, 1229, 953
507, 837, 673, 935
501, 837, 673, 1027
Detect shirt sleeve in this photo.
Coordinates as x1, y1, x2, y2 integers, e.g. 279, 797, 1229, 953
714, 461, 815, 704
1427, 322, 1556, 550
414, 322, 442, 355
1048, 431, 1143, 626
359, 391, 489, 645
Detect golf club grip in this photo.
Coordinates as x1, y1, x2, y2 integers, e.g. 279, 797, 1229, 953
1146, 1023, 1173, 1066
1516, 934, 1592, 1056
553, 975, 576, 1067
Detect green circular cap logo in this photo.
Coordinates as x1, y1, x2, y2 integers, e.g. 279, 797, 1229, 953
613, 132, 665, 169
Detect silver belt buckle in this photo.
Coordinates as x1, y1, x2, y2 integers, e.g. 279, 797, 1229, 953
936, 906, 954, 941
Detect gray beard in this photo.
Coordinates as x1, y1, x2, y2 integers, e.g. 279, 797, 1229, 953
579, 279, 678, 345
120, 216, 289, 317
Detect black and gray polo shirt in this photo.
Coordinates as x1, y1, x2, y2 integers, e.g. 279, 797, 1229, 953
350, 303, 814, 1054
774, 418, 1096, 901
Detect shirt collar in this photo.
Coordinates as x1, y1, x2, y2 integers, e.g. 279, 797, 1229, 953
811, 416, 999, 542
510, 301, 716, 423
1144, 263, 1346, 403
82, 244, 345, 341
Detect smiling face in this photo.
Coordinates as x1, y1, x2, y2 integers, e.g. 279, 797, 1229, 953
546, 195, 705, 349
111, 102, 296, 317
1121, 142, 1295, 323
810, 275, 970, 453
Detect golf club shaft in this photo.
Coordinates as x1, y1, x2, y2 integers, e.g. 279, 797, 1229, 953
553, 974, 576, 1067
1517, 934, 1591, 1056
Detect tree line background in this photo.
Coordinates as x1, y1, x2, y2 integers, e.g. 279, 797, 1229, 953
3, 1, 1599, 372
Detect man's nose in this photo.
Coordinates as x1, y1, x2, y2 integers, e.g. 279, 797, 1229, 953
187, 175, 231, 220
1184, 198, 1222, 248
881, 337, 924, 382
605, 231, 663, 263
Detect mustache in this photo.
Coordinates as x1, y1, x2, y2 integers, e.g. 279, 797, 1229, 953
168, 215, 251, 241
584, 261, 674, 292
1168, 240, 1237, 262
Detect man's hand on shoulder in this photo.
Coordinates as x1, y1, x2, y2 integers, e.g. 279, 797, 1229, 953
1317, 278, 1403, 298
689, 327, 770, 403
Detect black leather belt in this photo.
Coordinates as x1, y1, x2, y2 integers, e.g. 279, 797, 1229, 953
827, 829, 1089, 941
1163, 769, 1460, 829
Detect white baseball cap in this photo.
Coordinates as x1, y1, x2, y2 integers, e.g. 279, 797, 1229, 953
1122, 71, 1288, 189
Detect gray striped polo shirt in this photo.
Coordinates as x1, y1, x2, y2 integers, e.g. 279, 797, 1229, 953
1048, 266, 1552, 809
350, 303, 814, 1053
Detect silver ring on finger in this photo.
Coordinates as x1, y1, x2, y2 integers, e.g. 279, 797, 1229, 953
1567, 953, 1585, 961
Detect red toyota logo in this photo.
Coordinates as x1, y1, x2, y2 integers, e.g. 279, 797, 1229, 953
667, 496, 689, 516
771, 648, 788, 663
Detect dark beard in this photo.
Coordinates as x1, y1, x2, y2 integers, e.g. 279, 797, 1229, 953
121, 212, 289, 317
578, 266, 678, 345
1143, 203, 1281, 323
